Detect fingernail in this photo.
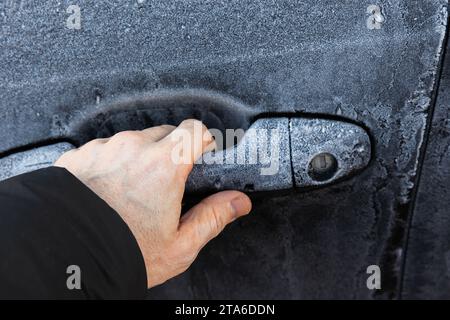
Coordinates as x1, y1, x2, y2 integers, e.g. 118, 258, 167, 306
230, 195, 252, 217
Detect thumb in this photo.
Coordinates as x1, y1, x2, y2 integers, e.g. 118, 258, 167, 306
178, 191, 252, 250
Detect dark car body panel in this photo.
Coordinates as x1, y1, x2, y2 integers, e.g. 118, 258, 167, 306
0, 1, 448, 299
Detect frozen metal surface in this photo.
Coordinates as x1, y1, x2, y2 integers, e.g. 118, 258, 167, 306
187, 118, 292, 192
0, 143, 74, 181
0, 0, 448, 299
290, 118, 371, 188
402, 36, 450, 299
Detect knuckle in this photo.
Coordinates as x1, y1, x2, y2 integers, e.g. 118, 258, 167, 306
146, 125, 173, 139
83, 138, 103, 149
160, 124, 175, 131
111, 130, 144, 145
180, 119, 207, 131
180, 118, 198, 127
90, 138, 106, 145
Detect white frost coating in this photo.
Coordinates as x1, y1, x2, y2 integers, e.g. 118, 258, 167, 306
0, 143, 74, 181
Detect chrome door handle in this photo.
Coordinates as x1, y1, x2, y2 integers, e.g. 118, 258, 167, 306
0, 117, 371, 192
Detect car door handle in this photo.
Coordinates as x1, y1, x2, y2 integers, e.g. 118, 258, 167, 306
0, 117, 371, 192
188, 117, 371, 192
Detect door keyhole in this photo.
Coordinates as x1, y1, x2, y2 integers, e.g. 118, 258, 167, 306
308, 152, 338, 182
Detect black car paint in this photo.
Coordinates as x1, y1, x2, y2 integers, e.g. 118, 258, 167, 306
0, 0, 448, 299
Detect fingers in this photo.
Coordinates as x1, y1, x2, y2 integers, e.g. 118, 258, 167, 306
160, 119, 216, 178
107, 125, 175, 145
141, 124, 176, 142
178, 191, 252, 251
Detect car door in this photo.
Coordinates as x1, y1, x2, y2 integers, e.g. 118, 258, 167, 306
0, 0, 448, 299
402, 26, 450, 300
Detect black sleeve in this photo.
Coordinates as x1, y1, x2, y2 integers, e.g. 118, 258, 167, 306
0, 167, 147, 299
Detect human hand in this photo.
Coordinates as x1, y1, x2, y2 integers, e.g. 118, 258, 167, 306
54, 119, 252, 288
